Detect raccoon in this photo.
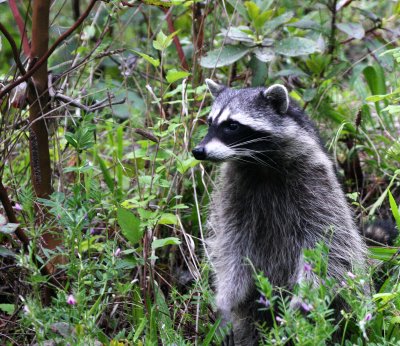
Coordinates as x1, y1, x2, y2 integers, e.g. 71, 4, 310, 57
192, 80, 368, 345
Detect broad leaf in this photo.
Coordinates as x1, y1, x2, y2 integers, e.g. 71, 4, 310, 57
253, 47, 274, 62
0, 246, 15, 258
336, 23, 365, 40
0, 223, 19, 234
200, 45, 250, 68
220, 26, 254, 44
117, 207, 142, 245
275, 37, 319, 56
0, 304, 15, 315
244, 1, 260, 20
158, 213, 178, 225
152, 237, 181, 250
264, 11, 294, 33
166, 69, 190, 84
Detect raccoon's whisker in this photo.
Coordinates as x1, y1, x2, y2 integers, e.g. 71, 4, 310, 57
229, 136, 275, 148
227, 134, 264, 147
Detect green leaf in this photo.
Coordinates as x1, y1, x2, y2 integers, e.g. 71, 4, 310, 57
220, 26, 254, 44
203, 319, 221, 346
366, 94, 390, 102
254, 10, 273, 30
166, 69, 190, 84
244, 1, 260, 20
81, 25, 96, 41
336, 23, 365, 40
388, 191, 400, 232
153, 30, 176, 51
0, 304, 15, 315
176, 156, 200, 174
275, 37, 319, 57
288, 19, 320, 30
96, 154, 115, 193
0, 246, 15, 258
264, 11, 294, 33
369, 247, 399, 261
200, 45, 250, 68
363, 65, 387, 97
132, 50, 160, 68
253, 47, 274, 62
225, 0, 248, 18
152, 237, 181, 250
382, 105, 400, 115
158, 213, 178, 225
65, 133, 78, 149
117, 207, 142, 245
0, 223, 19, 234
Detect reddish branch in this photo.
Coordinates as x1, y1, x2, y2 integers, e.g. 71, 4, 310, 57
0, 23, 26, 75
9, 0, 30, 56
0, 0, 99, 101
28, 0, 52, 202
163, 8, 189, 71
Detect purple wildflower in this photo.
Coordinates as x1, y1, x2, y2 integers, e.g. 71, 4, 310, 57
276, 316, 285, 324
304, 263, 312, 272
300, 302, 313, 312
114, 248, 121, 257
67, 294, 77, 305
23, 305, 30, 314
364, 313, 372, 321
258, 295, 270, 308
14, 203, 23, 211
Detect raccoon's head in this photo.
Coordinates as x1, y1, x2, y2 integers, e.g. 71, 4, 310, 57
192, 79, 319, 165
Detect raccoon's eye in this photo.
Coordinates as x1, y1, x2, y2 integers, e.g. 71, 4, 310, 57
224, 121, 240, 132
207, 118, 212, 126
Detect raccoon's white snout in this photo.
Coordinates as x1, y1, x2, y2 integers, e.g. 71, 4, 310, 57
193, 139, 235, 162
204, 139, 235, 161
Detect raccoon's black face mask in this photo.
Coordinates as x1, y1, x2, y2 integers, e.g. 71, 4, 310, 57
192, 79, 290, 163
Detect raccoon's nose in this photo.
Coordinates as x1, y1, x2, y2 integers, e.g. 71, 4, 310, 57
192, 146, 207, 160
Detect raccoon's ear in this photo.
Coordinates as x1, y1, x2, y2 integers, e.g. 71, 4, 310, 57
205, 79, 226, 98
263, 84, 289, 114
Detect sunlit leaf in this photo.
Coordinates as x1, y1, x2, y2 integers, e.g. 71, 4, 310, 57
152, 237, 181, 250
166, 69, 190, 84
